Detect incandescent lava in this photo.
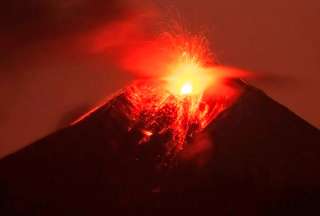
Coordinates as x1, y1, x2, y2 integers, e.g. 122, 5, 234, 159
78, 32, 243, 162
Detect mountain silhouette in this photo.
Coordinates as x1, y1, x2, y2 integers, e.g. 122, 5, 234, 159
1, 80, 319, 215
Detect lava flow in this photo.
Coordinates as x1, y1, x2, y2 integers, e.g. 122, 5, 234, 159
77, 32, 244, 160
112, 33, 242, 159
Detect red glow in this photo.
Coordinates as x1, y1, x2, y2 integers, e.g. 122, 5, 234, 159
80, 28, 248, 159
116, 30, 243, 157
123, 80, 225, 154
121, 31, 215, 79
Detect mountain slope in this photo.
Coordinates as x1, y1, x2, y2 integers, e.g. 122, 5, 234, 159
0, 81, 319, 215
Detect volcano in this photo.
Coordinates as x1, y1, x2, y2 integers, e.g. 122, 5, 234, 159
0, 80, 319, 215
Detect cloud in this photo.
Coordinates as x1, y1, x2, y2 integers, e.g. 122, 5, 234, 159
1, 0, 130, 41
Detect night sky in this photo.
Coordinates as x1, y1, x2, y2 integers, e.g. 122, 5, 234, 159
1, 0, 319, 158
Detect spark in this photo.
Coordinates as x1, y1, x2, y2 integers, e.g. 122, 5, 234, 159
75, 31, 243, 162
142, 129, 153, 136
116, 32, 243, 159
119, 30, 235, 159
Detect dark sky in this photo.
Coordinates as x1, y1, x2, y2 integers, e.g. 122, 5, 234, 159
1, 0, 319, 158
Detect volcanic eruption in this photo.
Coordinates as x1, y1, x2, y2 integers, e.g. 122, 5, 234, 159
1, 28, 319, 216
76, 32, 243, 164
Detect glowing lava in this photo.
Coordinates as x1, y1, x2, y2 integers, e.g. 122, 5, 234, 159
76, 31, 243, 162
119, 39, 238, 159
180, 83, 192, 95
165, 52, 214, 97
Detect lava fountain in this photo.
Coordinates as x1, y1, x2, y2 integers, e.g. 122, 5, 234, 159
76, 31, 245, 162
